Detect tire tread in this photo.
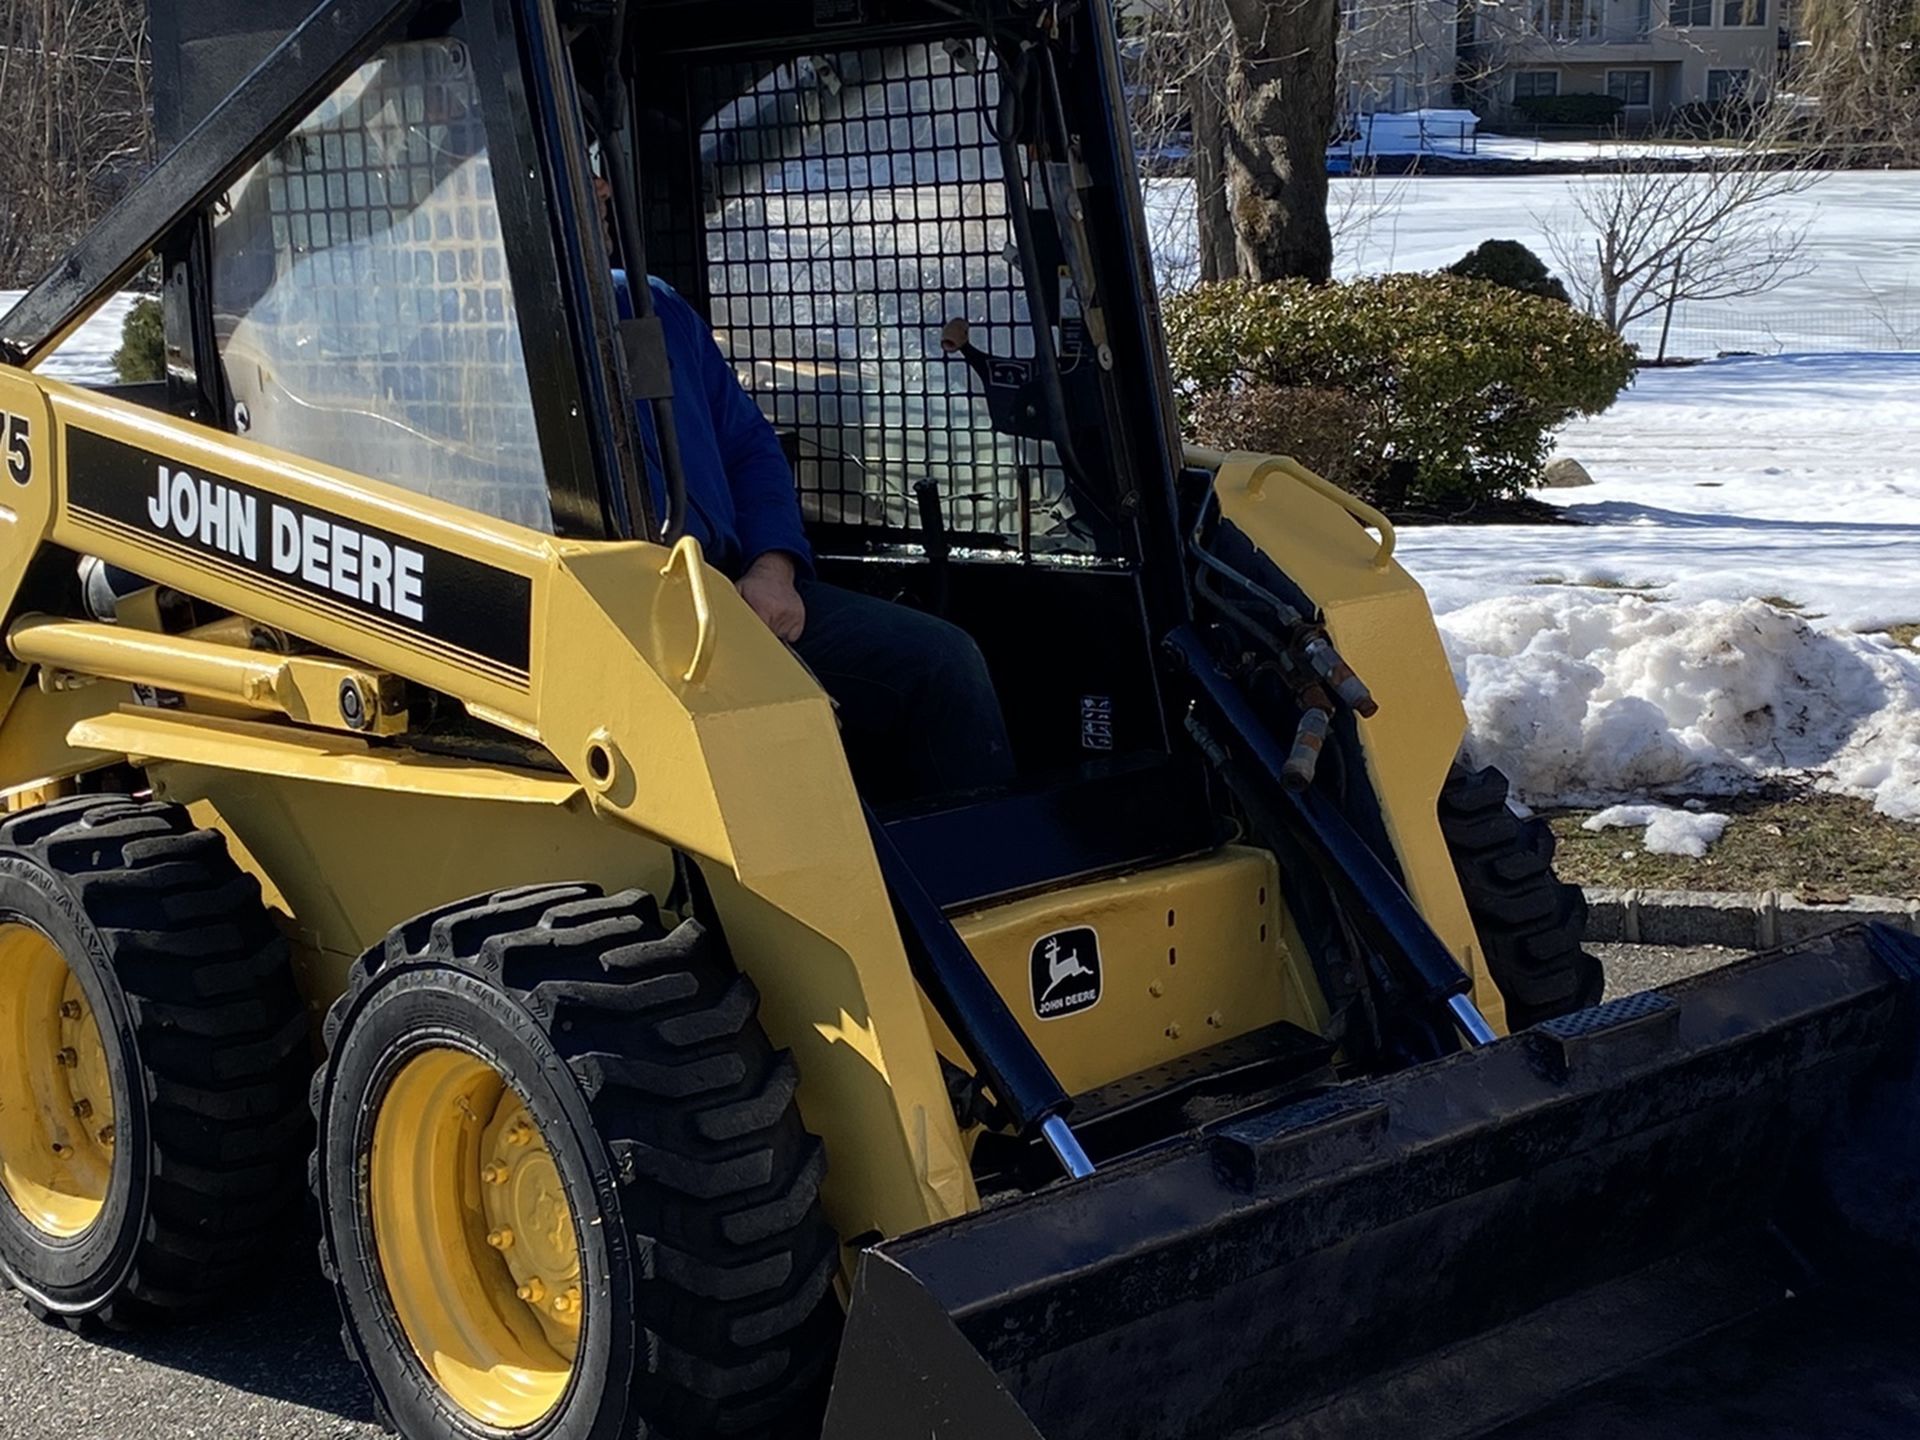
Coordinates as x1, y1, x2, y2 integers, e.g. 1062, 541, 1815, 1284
1441, 766, 1604, 1028
0, 795, 311, 1322
316, 884, 839, 1439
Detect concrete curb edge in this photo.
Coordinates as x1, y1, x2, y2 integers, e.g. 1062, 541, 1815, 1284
1585, 887, 1920, 950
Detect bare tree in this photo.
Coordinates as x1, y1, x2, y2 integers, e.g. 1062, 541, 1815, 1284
0, 0, 153, 286
1543, 104, 1822, 360
1794, 0, 1920, 165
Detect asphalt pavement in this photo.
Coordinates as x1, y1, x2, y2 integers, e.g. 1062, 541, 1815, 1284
0, 1255, 382, 1440
0, 942, 1745, 1439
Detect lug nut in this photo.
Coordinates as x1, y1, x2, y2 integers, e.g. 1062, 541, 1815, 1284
59, 1000, 83, 1021
71, 1099, 92, 1120
505, 1124, 534, 1148
552, 1287, 581, 1316
516, 1278, 547, 1304
97, 1125, 115, 1146
54, 1048, 78, 1068
482, 1162, 510, 1186
486, 1228, 515, 1251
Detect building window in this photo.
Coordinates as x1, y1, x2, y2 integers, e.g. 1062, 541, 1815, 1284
1670, 0, 1712, 25
1707, 67, 1750, 98
1720, 0, 1765, 24
1608, 69, 1653, 105
1514, 70, 1561, 99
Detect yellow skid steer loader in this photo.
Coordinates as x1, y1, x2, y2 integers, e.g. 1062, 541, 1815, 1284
0, 1, 1914, 1437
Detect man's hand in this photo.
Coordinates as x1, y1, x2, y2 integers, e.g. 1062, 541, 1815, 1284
738, 551, 806, 643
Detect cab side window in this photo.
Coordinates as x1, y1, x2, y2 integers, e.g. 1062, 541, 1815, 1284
208, 36, 552, 532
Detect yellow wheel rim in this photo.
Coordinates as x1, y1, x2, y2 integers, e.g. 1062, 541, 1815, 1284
371, 1048, 583, 1430
0, 924, 118, 1239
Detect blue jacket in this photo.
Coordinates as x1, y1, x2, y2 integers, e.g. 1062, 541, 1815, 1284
615, 274, 814, 580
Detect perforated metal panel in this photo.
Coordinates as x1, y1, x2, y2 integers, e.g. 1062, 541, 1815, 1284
681, 42, 1071, 546
210, 37, 552, 532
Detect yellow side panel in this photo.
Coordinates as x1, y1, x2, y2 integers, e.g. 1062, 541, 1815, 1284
0, 367, 58, 618
20, 376, 979, 1240
947, 848, 1323, 1095
1214, 454, 1508, 1033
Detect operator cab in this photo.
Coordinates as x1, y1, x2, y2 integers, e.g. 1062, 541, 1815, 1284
65, 0, 1211, 909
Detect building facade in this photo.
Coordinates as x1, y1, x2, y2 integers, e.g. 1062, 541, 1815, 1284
1341, 0, 1461, 116
1332, 0, 1792, 122
1482, 0, 1787, 120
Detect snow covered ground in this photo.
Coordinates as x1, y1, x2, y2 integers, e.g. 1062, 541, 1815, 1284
0, 291, 136, 385
1405, 351, 1920, 824
1330, 115, 1738, 167
1147, 171, 1920, 829
1147, 170, 1920, 354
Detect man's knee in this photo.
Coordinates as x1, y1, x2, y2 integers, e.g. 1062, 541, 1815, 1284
897, 609, 994, 690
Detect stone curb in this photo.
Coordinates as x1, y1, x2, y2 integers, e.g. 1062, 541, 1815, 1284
1585, 887, 1920, 950
1582, 887, 1920, 952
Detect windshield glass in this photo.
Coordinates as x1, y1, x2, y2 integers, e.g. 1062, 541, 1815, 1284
209, 36, 552, 532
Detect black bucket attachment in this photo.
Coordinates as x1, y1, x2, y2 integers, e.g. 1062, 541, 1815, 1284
823, 925, 1920, 1440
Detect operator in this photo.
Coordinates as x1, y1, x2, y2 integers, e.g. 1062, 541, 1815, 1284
610, 259, 1015, 804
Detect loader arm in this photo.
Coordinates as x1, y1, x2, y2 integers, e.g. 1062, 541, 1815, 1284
0, 366, 980, 1241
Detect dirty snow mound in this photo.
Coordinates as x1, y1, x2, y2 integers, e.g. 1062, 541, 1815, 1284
1583, 803, 1731, 858
1440, 594, 1920, 822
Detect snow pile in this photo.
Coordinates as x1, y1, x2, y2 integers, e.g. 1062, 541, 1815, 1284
1440, 593, 1920, 821
1582, 803, 1731, 858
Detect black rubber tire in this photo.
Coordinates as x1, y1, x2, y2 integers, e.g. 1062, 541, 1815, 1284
313, 883, 840, 1440
0, 794, 312, 1327
1440, 764, 1604, 1029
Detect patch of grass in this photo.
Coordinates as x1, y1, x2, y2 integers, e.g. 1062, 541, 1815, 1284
1548, 787, 1920, 899
1530, 576, 1663, 598
1884, 622, 1920, 650
1755, 595, 1802, 613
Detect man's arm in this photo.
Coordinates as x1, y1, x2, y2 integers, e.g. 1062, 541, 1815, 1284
656, 282, 814, 580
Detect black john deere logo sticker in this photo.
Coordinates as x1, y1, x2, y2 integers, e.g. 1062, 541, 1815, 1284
1031, 927, 1101, 1021
64, 429, 533, 684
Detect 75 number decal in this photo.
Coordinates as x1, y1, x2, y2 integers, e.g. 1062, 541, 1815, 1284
0, 411, 30, 485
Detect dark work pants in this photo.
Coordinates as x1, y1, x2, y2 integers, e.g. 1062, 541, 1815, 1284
791, 580, 1015, 803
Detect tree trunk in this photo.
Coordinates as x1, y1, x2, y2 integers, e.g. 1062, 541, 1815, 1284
1188, 22, 1236, 285
1220, 0, 1339, 283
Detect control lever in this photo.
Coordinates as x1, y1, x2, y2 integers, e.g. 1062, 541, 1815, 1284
939, 318, 1048, 445
913, 478, 952, 617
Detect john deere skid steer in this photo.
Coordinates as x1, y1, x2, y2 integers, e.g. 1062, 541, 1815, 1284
0, 2, 1913, 1436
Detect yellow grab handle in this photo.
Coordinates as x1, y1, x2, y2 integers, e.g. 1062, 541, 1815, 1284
1184, 444, 1397, 571
660, 535, 715, 684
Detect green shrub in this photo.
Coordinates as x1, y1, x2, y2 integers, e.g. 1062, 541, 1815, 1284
1164, 274, 1636, 506
1512, 93, 1626, 126
1188, 385, 1385, 498
1445, 240, 1571, 305
112, 296, 165, 384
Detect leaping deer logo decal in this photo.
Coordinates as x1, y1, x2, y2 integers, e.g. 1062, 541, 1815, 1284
1039, 936, 1096, 1002
1030, 927, 1102, 1019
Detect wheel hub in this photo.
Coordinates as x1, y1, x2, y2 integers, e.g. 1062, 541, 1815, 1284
0, 923, 117, 1238
370, 1048, 583, 1430
481, 1092, 583, 1352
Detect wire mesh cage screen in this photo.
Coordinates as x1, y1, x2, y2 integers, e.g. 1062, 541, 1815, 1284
680, 41, 1071, 546
209, 38, 552, 532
